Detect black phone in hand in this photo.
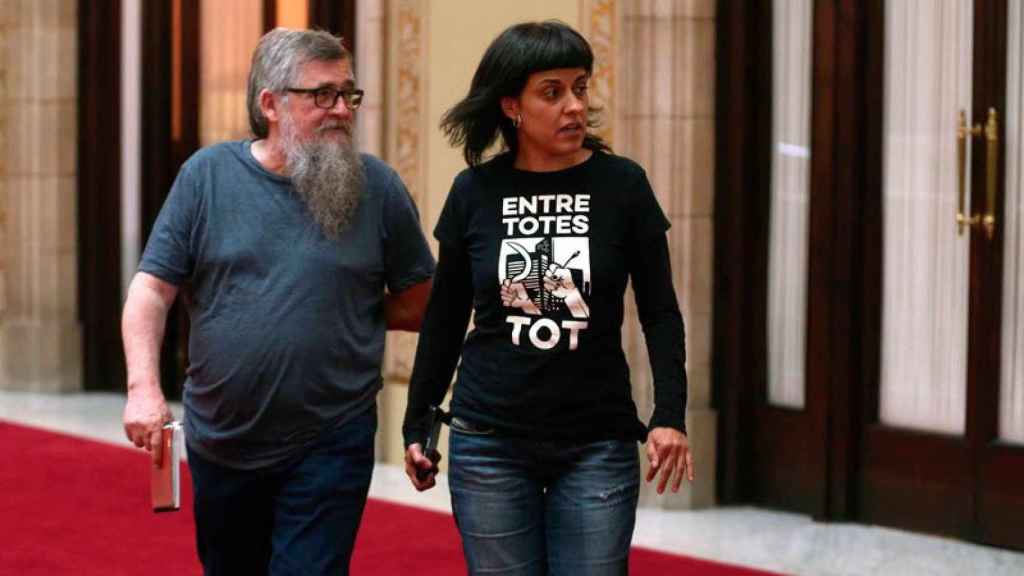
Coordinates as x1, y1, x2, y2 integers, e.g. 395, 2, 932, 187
416, 406, 447, 481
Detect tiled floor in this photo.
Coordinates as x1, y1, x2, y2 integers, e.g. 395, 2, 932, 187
3, 389, 1023, 576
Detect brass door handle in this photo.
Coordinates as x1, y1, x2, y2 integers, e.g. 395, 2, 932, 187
956, 108, 999, 239
957, 110, 982, 234
982, 108, 998, 240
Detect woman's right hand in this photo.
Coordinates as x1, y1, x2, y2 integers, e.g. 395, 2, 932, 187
405, 443, 441, 491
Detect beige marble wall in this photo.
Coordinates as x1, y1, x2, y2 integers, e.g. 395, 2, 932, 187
621, 0, 716, 509
355, 0, 385, 158
0, 0, 81, 392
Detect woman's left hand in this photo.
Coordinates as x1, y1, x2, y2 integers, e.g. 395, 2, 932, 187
644, 427, 695, 494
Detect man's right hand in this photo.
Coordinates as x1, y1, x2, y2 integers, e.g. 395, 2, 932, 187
121, 272, 179, 468
123, 385, 172, 467
405, 443, 441, 492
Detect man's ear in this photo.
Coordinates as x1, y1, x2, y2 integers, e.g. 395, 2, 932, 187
259, 89, 281, 123
500, 96, 519, 121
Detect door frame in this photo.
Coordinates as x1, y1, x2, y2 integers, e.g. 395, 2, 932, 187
718, 0, 1024, 550
308, 0, 356, 50
716, 0, 866, 521
859, 0, 1024, 549
857, 0, 977, 539
969, 0, 1024, 550
140, 0, 201, 400
78, 0, 124, 392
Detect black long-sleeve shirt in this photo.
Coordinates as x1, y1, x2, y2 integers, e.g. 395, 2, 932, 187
403, 151, 686, 447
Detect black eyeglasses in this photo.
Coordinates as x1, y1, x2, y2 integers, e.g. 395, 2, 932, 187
285, 86, 365, 110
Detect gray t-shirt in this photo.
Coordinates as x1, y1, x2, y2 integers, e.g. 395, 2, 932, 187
139, 140, 435, 469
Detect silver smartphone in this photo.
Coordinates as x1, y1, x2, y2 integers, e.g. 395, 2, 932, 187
151, 421, 182, 512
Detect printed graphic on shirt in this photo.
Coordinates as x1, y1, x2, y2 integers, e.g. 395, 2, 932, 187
498, 194, 591, 351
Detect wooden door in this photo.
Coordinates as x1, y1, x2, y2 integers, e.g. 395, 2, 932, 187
859, 0, 1024, 549
718, 1, 1024, 550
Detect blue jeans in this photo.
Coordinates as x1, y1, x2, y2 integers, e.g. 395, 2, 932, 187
186, 407, 376, 576
448, 423, 640, 576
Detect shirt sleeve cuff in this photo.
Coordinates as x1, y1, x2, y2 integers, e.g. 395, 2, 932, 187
649, 407, 687, 436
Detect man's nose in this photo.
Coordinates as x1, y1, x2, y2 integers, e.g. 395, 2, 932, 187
328, 96, 354, 118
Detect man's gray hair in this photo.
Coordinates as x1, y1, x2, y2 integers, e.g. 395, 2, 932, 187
247, 28, 351, 138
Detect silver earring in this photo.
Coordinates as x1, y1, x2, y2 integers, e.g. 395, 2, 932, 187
513, 114, 522, 129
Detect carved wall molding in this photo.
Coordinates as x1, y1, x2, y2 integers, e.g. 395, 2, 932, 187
583, 0, 617, 147
390, 0, 426, 205
384, 0, 427, 383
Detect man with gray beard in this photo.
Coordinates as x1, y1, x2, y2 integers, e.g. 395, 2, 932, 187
280, 101, 365, 237
121, 29, 435, 576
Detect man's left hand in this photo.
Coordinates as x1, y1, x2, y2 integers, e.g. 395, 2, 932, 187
644, 427, 694, 494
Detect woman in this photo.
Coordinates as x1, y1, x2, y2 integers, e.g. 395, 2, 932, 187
402, 20, 693, 575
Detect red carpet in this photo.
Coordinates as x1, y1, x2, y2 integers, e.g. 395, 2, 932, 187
0, 421, 780, 575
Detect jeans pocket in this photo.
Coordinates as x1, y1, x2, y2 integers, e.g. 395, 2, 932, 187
450, 416, 496, 436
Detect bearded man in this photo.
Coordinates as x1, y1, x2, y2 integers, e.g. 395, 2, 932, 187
121, 29, 435, 576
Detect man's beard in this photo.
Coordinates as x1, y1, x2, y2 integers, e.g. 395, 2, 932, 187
280, 114, 365, 238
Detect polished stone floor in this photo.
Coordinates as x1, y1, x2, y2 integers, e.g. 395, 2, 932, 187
2, 390, 1023, 576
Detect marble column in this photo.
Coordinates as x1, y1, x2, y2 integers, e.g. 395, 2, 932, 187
0, 0, 81, 392
620, 0, 717, 509
377, 0, 429, 466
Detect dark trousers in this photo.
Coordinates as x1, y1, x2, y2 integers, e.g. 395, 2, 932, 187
186, 408, 377, 576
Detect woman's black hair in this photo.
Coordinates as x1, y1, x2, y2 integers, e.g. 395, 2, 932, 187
440, 20, 611, 166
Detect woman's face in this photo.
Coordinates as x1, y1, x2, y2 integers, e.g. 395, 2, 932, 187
503, 67, 590, 167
